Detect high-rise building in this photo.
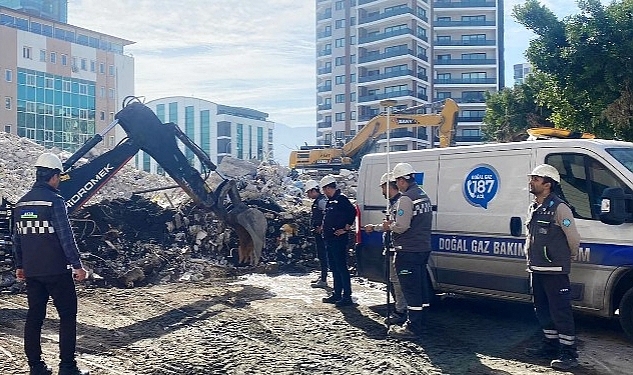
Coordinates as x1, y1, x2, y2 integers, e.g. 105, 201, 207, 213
0, 0, 67, 22
0, 5, 134, 152
513, 62, 532, 85
316, 0, 504, 150
136, 96, 275, 173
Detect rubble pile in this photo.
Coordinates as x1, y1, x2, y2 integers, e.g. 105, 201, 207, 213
0, 130, 361, 288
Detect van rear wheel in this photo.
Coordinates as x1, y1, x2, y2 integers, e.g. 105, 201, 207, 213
619, 288, 633, 340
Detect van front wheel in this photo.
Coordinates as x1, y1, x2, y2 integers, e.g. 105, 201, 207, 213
619, 288, 633, 340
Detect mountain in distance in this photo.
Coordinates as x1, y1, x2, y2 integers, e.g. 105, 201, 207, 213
272, 123, 316, 167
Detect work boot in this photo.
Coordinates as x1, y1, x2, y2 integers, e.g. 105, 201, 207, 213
524, 339, 560, 360
59, 363, 90, 375
311, 279, 328, 289
550, 346, 578, 370
384, 311, 407, 325
322, 295, 341, 304
387, 322, 419, 340
29, 362, 52, 375
334, 296, 354, 307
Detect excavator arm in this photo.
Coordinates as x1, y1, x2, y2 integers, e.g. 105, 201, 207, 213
289, 99, 459, 170
58, 97, 267, 265
342, 98, 459, 156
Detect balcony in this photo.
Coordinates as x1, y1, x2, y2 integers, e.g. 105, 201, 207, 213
359, 69, 414, 83
359, 48, 427, 64
434, 20, 496, 27
434, 40, 496, 46
434, 59, 497, 65
317, 49, 332, 57
435, 78, 497, 84
359, 90, 427, 103
317, 12, 332, 22
318, 103, 332, 111
359, 28, 428, 44
317, 121, 332, 129
433, 0, 496, 8
318, 66, 332, 75
317, 85, 332, 93
457, 116, 485, 122
454, 135, 484, 143
360, 7, 422, 25
317, 30, 332, 39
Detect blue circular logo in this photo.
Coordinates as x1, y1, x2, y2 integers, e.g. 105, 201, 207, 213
463, 165, 499, 209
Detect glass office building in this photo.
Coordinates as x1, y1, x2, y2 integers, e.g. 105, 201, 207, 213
0, 6, 134, 152
0, 0, 67, 22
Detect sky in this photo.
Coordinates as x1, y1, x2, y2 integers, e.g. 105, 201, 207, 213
67, 0, 589, 129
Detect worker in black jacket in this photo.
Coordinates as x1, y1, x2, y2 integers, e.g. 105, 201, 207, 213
13, 153, 90, 375
524, 164, 581, 371
304, 180, 329, 288
319, 175, 356, 307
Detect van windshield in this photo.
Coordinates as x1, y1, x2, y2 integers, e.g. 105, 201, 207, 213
607, 147, 633, 173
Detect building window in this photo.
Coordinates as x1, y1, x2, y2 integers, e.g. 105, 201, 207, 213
61, 54, 67, 66
81, 58, 87, 71
335, 75, 345, 84
109, 88, 115, 99
350, 92, 356, 102
335, 0, 344, 10
335, 38, 345, 48
50, 52, 56, 64
100, 111, 105, 120
335, 19, 345, 29
437, 91, 451, 99
335, 94, 345, 103
100, 86, 105, 97
109, 65, 115, 76
39, 49, 46, 62
335, 56, 346, 66
4, 125, 11, 133
5, 97, 11, 110
23, 46, 32, 59
350, 35, 356, 45
350, 111, 356, 120
45, 77, 54, 88
350, 73, 356, 83
5, 69, 12, 82
462, 53, 486, 60
350, 54, 356, 64
99, 63, 105, 74
335, 112, 346, 121
90, 60, 96, 72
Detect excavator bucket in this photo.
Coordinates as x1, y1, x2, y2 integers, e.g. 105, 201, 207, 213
227, 205, 268, 265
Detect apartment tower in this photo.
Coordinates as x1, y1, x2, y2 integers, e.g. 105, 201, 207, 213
316, 0, 504, 150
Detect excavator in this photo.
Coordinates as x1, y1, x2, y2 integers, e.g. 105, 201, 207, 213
289, 98, 459, 170
2, 96, 268, 269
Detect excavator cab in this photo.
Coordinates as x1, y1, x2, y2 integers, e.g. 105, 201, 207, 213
59, 97, 268, 265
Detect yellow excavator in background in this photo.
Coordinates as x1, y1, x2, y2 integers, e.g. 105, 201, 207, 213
289, 98, 459, 170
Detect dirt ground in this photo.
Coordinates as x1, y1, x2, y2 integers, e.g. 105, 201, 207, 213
1, 271, 632, 375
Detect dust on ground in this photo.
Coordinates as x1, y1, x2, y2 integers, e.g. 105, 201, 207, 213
1, 272, 632, 375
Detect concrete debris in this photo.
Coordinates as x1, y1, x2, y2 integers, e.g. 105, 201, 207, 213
0, 130, 360, 288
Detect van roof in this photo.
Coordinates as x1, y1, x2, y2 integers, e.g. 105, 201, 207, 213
363, 138, 633, 161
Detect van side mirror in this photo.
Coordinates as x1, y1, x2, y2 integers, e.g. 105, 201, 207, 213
599, 187, 632, 225
510, 217, 523, 237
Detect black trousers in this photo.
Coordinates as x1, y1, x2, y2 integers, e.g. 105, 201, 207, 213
531, 272, 576, 347
315, 234, 328, 282
325, 236, 352, 298
24, 273, 78, 366
394, 251, 431, 332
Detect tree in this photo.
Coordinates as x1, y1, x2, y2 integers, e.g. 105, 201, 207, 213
482, 73, 553, 142
513, 0, 633, 140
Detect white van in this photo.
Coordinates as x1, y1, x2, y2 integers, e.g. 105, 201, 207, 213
354, 138, 633, 339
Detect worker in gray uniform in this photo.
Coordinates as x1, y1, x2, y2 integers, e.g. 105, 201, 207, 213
524, 164, 581, 371
364, 172, 407, 325
385, 163, 433, 339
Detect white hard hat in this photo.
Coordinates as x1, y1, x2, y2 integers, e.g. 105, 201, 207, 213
319, 175, 337, 188
379, 172, 394, 186
392, 163, 416, 179
529, 164, 560, 183
35, 152, 63, 171
304, 180, 319, 192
